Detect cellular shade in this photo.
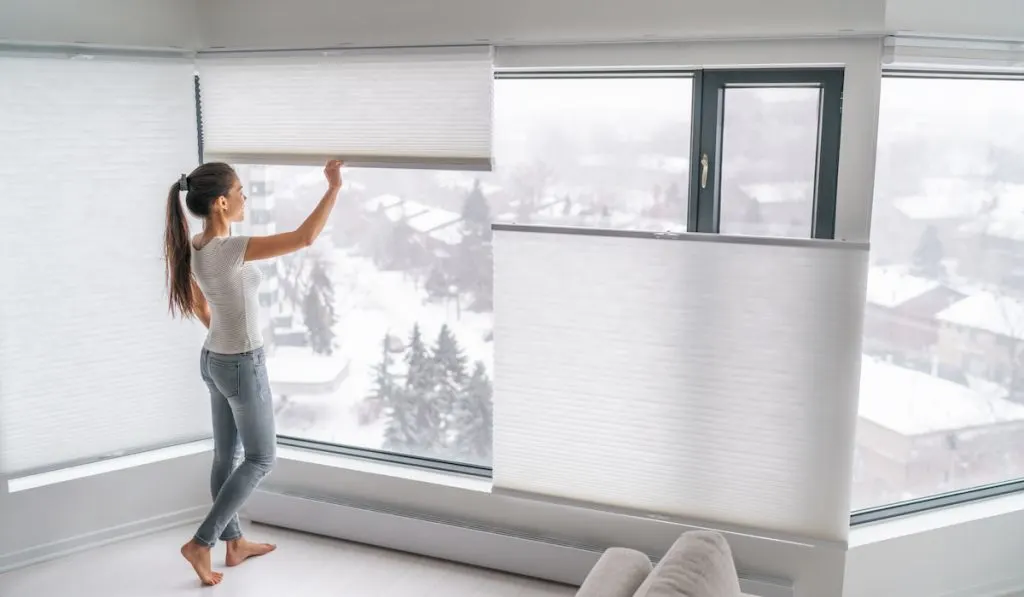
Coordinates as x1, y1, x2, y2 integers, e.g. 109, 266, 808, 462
0, 53, 208, 474
197, 46, 494, 170
883, 35, 1024, 71
491, 227, 869, 541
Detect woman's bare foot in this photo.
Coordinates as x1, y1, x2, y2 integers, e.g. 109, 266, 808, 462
225, 537, 277, 567
180, 540, 223, 586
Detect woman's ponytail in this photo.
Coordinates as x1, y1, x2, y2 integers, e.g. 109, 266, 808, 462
164, 180, 195, 318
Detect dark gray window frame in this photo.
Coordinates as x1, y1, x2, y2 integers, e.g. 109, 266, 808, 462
689, 68, 844, 239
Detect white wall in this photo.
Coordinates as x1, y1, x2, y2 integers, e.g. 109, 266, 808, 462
886, 0, 1024, 40
845, 493, 1024, 597
0, 453, 209, 572
199, 0, 885, 51
0, 0, 199, 49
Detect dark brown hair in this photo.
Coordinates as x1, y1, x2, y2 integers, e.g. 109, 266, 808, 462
164, 162, 237, 318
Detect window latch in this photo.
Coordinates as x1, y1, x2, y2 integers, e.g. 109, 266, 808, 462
700, 153, 709, 189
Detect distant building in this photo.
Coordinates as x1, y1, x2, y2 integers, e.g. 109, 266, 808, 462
853, 357, 1024, 508
238, 165, 284, 346
955, 183, 1024, 292
935, 292, 1024, 394
887, 177, 994, 269
862, 266, 963, 370
363, 194, 464, 257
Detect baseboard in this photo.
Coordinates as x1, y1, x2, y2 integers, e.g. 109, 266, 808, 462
0, 505, 206, 574
245, 489, 793, 597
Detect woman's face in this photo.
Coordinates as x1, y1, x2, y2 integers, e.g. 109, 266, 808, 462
217, 177, 247, 223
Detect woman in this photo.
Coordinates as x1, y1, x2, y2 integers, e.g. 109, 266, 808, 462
164, 159, 344, 586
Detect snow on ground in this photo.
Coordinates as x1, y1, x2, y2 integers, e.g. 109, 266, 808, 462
268, 347, 347, 385
273, 248, 493, 449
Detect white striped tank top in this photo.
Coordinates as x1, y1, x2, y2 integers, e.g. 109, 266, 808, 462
191, 235, 264, 354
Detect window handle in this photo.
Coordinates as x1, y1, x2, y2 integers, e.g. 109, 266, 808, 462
700, 153, 709, 189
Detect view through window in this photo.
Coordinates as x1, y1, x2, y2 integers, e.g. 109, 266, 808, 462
854, 77, 1024, 510
717, 86, 822, 238
234, 77, 693, 467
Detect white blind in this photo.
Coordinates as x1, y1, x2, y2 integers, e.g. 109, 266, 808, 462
0, 53, 209, 475
197, 47, 494, 170
884, 35, 1024, 72
492, 228, 869, 542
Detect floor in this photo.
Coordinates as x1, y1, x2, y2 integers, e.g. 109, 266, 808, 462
0, 523, 578, 597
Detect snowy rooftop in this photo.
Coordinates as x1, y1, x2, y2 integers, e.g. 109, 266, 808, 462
858, 358, 1024, 436
363, 195, 463, 245
432, 171, 502, 195
637, 154, 689, 174
865, 266, 940, 308
956, 184, 1024, 241
363, 194, 408, 214
401, 200, 461, 232
894, 177, 994, 221
937, 292, 1024, 340
740, 182, 812, 205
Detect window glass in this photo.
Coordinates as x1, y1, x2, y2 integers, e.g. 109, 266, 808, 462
717, 86, 821, 238
854, 77, 1024, 510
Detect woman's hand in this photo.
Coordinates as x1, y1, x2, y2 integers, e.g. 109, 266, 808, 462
324, 159, 344, 190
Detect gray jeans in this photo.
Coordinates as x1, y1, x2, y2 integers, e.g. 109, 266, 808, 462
194, 347, 277, 547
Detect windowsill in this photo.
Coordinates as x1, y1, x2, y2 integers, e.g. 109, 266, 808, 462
849, 489, 1024, 547
276, 445, 492, 494
278, 444, 1024, 551
5, 439, 213, 494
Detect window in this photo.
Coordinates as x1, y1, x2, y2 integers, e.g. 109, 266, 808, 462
492, 76, 693, 232
217, 69, 842, 471
692, 69, 843, 239
230, 75, 698, 468
854, 76, 1024, 512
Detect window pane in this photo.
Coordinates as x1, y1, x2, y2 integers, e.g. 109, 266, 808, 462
236, 164, 495, 466
230, 77, 692, 467
494, 77, 692, 232
855, 77, 1024, 511
717, 86, 821, 238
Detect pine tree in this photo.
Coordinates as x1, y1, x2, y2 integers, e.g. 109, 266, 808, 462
461, 179, 492, 236
362, 334, 395, 424
665, 183, 683, 208
431, 325, 467, 444
425, 264, 451, 302
451, 361, 493, 466
384, 324, 445, 456
456, 181, 495, 311
912, 225, 945, 280
303, 257, 336, 355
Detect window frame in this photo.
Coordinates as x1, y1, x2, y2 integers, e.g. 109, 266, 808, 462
689, 68, 845, 239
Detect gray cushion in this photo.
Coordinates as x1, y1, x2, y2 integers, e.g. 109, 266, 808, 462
576, 548, 654, 597
633, 531, 742, 597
